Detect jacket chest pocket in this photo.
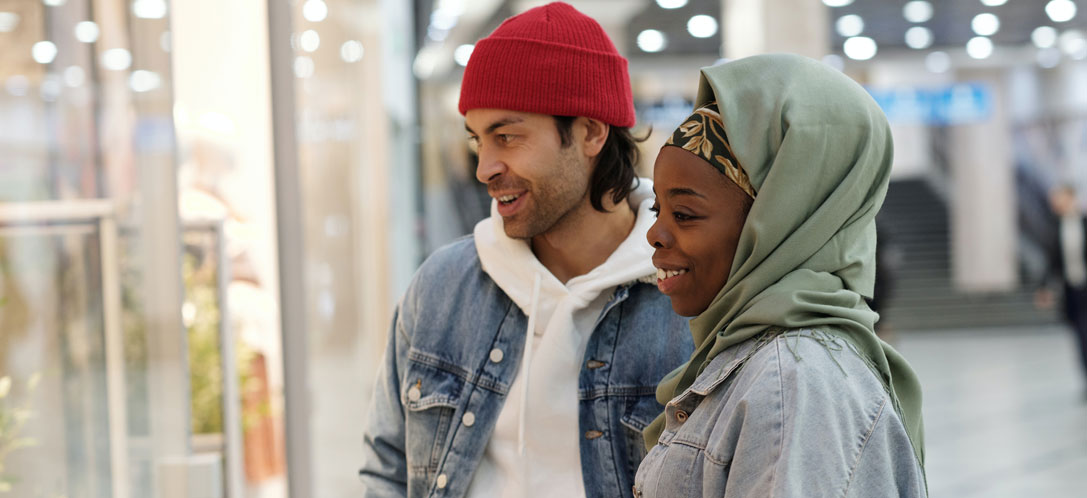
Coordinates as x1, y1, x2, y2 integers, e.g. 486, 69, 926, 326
401, 358, 465, 485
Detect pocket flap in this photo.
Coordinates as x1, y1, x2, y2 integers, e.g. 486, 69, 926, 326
401, 357, 464, 412
620, 395, 664, 433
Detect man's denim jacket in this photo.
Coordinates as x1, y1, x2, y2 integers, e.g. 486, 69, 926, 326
359, 237, 693, 498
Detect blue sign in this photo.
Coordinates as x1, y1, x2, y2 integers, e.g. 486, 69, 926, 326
866, 83, 993, 126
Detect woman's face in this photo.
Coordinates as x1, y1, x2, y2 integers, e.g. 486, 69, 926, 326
648, 146, 752, 317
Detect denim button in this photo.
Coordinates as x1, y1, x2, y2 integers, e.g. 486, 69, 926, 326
586, 359, 606, 369
489, 348, 504, 363
436, 473, 448, 489
584, 430, 604, 440
675, 410, 688, 423
407, 386, 421, 402
462, 411, 476, 427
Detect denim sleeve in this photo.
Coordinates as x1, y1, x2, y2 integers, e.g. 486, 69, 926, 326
359, 305, 409, 497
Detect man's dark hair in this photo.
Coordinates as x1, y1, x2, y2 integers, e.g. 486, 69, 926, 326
554, 116, 646, 213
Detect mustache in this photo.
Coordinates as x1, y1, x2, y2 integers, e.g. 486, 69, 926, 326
487, 179, 531, 197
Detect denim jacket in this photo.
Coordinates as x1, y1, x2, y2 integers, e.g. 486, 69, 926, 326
359, 237, 693, 497
634, 329, 926, 498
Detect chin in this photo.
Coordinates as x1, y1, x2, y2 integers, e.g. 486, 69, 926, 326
669, 299, 703, 318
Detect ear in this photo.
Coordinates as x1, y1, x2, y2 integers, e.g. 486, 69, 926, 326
579, 117, 609, 158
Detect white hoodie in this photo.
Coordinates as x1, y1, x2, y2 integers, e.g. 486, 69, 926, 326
465, 180, 658, 498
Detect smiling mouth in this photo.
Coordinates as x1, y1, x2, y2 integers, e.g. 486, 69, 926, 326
497, 194, 521, 205
656, 268, 688, 281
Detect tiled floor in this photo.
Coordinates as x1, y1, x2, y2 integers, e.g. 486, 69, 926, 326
895, 325, 1087, 498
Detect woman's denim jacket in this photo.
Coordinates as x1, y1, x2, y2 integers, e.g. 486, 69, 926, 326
358, 237, 693, 497
634, 329, 927, 498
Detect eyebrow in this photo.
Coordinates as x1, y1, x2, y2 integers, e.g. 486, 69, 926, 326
667, 187, 707, 199
465, 116, 525, 135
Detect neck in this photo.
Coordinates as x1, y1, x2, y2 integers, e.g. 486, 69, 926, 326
532, 196, 636, 284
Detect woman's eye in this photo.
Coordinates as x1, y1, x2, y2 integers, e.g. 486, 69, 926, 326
674, 212, 693, 222
649, 204, 660, 217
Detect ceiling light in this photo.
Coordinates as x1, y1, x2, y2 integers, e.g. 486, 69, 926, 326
905, 26, 934, 49
843, 36, 877, 60
1033, 26, 1059, 48
966, 36, 993, 59
925, 51, 951, 73
302, 0, 328, 22
129, 70, 161, 92
132, 0, 167, 19
822, 0, 854, 7
637, 29, 667, 53
1059, 30, 1087, 56
32, 41, 58, 64
101, 48, 132, 70
656, 0, 688, 8
980, 0, 1007, 5
1037, 47, 1061, 67
430, 9, 458, 30
340, 40, 364, 63
687, 15, 718, 38
903, 1, 934, 23
971, 13, 1000, 36
294, 55, 314, 78
454, 44, 474, 66
75, 21, 99, 43
299, 29, 320, 52
43, 0, 66, 6
0, 12, 19, 32
64, 65, 85, 87
836, 15, 864, 37
1046, 0, 1077, 23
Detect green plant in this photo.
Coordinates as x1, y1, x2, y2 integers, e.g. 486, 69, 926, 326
0, 373, 40, 493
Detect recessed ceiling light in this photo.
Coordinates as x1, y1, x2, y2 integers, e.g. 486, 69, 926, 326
925, 51, 951, 73
637, 29, 666, 53
302, 0, 328, 22
903, 1, 934, 23
101, 48, 133, 71
1059, 30, 1087, 57
340, 40, 364, 63
687, 15, 718, 39
971, 13, 1000, 36
1032, 26, 1059, 48
822, 0, 854, 7
0, 12, 19, 33
836, 15, 864, 38
905, 26, 934, 49
656, 0, 688, 9
966, 36, 994, 59
299, 29, 320, 52
32, 41, 58, 64
1046, 0, 1077, 23
980, 0, 1007, 6
843, 36, 877, 60
454, 44, 474, 66
75, 21, 99, 43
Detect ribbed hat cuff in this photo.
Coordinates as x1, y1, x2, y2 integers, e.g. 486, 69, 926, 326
458, 37, 635, 128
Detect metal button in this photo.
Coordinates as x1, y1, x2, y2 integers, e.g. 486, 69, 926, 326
436, 473, 448, 489
584, 430, 604, 440
586, 359, 606, 369
489, 348, 504, 363
407, 386, 421, 402
675, 410, 688, 423
462, 411, 476, 427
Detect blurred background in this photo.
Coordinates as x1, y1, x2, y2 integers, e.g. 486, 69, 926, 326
0, 0, 1085, 496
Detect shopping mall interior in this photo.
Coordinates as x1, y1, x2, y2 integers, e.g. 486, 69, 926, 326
1, 0, 1086, 496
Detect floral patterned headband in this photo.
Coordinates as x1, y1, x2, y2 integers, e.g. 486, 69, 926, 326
665, 102, 756, 198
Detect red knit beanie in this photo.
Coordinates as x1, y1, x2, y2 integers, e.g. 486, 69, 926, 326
458, 2, 636, 128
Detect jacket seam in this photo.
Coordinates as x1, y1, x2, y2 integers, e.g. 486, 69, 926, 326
771, 340, 785, 494
840, 397, 887, 498
606, 295, 624, 498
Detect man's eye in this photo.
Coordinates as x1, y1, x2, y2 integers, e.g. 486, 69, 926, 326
497, 134, 514, 144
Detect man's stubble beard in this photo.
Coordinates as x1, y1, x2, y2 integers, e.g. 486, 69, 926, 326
502, 147, 589, 241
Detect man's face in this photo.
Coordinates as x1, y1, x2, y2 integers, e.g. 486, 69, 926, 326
465, 109, 591, 240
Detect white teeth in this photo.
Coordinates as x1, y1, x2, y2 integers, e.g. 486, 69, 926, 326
498, 194, 519, 203
656, 268, 688, 280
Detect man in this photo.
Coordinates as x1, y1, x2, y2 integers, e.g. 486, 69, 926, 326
1041, 184, 1087, 392
358, 3, 692, 497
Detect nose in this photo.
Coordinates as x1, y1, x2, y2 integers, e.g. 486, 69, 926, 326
475, 146, 506, 184
646, 216, 672, 249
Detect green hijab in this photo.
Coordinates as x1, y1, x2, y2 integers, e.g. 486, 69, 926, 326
644, 54, 925, 467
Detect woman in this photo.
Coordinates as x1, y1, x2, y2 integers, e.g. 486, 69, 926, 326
635, 54, 926, 497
